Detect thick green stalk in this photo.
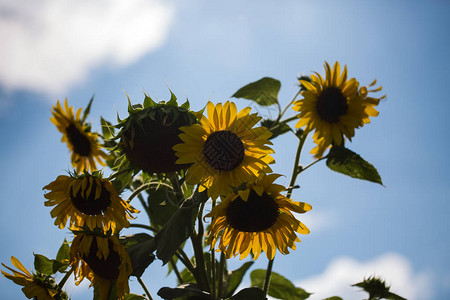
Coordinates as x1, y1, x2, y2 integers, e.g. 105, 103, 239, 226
262, 258, 275, 295
264, 131, 308, 296
57, 268, 73, 289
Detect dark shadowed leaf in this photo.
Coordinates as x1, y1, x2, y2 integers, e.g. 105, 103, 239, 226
228, 287, 266, 300
226, 261, 254, 297
120, 233, 156, 277
232, 77, 281, 106
154, 200, 200, 265
147, 185, 178, 228
326, 145, 383, 185
251, 269, 311, 300
158, 283, 212, 299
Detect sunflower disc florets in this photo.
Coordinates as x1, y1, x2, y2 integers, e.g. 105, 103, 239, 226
118, 93, 198, 174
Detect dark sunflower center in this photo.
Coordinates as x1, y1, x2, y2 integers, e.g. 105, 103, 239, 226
226, 190, 279, 232
65, 123, 92, 156
316, 87, 349, 123
203, 130, 245, 171
82, 238, 120, 280
70, 181, 111, 215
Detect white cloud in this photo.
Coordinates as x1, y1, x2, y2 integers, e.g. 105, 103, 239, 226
300, 210, 336, 233
296, 253, 432, 300
0, 0, 174, 95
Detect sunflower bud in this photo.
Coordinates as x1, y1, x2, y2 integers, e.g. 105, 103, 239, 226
119, 96, 197, 174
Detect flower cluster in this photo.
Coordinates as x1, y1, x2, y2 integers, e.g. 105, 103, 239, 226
3, 62, 391, 300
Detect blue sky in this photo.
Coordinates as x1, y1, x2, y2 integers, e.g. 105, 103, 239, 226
1, 0, 449, 299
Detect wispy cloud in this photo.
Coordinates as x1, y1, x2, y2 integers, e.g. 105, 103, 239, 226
0, 0, 174, 95
296, 253, 432, 300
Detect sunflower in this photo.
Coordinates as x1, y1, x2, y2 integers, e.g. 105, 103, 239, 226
70, 233, 132, 300
118, 95, 197, 174
43, 172, 138, 233
173, 101, 275, 198
51, 99, 109, 172
205, 174, 311, 260
1, 256, 68, 300
292, 61, 384, 158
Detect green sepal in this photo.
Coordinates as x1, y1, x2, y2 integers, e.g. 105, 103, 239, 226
111, 165, 136, 193
326, 145, 383, 185
81, 94, 94, 124
158, 283, 212, 299
101, 117, 115, 140
167, 88, 177, 106
323, 297, 343, 300
227, 287, 266, 300
250, 269, 311, 300
120, 233, 156, 278
181, 98, 190, 110
232, 77, 281, 106
33, 254, 66, 276
143, 93, 156, 108
225, 261, 254, 298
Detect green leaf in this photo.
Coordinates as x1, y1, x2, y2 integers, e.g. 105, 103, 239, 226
250, 269, 311, 300
81, 95, 94, 123
33, 254, 65, 275
157, 283, 211, 299
261, 119, 291, 139
100, 117, 115, 140
120, 233, 156, 277
232, 77, 281, 106
56, 239, 69, 264
326, 145, 383, 185
386, 293, 407, 300
154, 199, 200, 265
124, 293, 147, 299
55, 239, 70, 272
147, 184, 178, 228
226, 261, 254, 298
93, 281, 118, 300
228, 287, 266, 300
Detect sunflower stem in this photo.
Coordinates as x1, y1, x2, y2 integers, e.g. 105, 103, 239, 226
107, 167, 132, 181
190, 202, 210, 292
217, 252, 226, 298
287, 131, 308, 199
57, 268, 73, 289
263, 258, 275, 295
301, 156, 327, 173
210, 199, 217, 298
129, 223, 158, 233
127, 182, 152, 203
174, 251, 196, 277
170, 258, 184, 284
277, 88, 301, 123
138, 277, 153, 300
210, 248, 216, 298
